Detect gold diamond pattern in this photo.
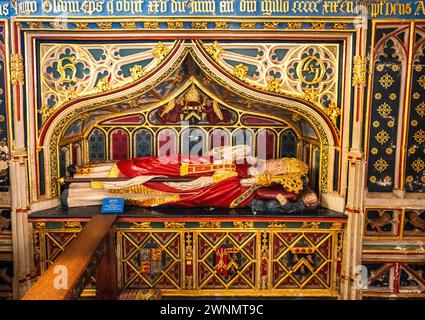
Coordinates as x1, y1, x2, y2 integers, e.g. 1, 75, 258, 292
377, 102, 392, 118
411, 158, 425, 173
379, 73, 394, 89
376, 130, 390, 145
416, 102, 425, 117
414, 129, 425, 144
383, 176, 392, 184
418, 75, 425, 89
391, 64, 400, 72
374, 158, 389, 173
409, 146, 417, 155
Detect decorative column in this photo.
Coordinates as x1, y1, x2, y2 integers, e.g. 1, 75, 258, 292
9, 20, 36, 299
340, 24, 368, 300
9, 148, 34, 298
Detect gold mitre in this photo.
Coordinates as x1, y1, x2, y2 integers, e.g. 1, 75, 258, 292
185, 85, 201, 104
265, 157, 309, 176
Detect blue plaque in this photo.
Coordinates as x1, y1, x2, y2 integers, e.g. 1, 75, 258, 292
101, 198, 124, 214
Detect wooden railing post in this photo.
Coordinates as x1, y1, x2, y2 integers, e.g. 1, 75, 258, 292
22, 214, 117, 300
95, 229, 118, 300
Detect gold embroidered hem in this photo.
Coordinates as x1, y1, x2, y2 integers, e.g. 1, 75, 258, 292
180, 163, 236, 176
125, 194, 181, 207
230, 185, 259, 208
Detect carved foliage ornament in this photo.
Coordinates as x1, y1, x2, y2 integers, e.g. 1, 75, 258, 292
352, 56, 367, 87
11, 54, 24, 85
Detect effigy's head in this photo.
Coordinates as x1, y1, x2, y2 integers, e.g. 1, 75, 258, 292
264, 158, 309, 176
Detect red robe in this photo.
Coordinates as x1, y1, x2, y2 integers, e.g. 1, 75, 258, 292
116, 155, 296, 208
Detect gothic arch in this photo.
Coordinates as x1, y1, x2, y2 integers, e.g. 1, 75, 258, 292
41, 42, 336, 199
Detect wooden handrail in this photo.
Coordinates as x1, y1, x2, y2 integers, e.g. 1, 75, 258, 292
23, 214, 118, 300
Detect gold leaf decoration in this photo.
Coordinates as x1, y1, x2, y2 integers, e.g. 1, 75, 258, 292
215, 22, 228, 29
233, 221, 254, 229
231, 64, 249, 81
376, 64, 385, 72
412, 158, 425, 173
374, 158, 389, 173
266, 77, 283, 93
130, 65, 145, 81
414, 129, 425, 144
164, 222, 185, 229
333, 23, 347, 30
324, 102, 341, 124
264, 22, 278, 30
192, 22, 207, 29
10, 54, 24, 85
377, 102, 392, 118
75, 22, 88, 30
144, 21, 159, 29
241, 22, 256, 29
311, 22, 325, 30
375, 130, 390, 145
121, 22, 136, 29
204, 41, 223, 61
97, 22, 112, 29
418, 75, 425, 89
152, 42, 171, 62
38, 105, 53, 124
379, 73, 394, 89
96, 76, 112, 93
352, 56, 367, 87
416, 102, 425, 117
391, 64, 400, 72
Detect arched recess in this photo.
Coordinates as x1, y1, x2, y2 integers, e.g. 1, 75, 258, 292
40, 43, 336, 200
